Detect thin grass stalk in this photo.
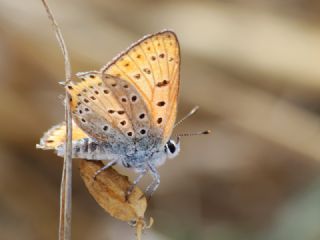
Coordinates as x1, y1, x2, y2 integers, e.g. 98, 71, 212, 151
40, 1, 73, 239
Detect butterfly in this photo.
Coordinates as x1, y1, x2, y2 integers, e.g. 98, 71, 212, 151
37, 30, 207, 197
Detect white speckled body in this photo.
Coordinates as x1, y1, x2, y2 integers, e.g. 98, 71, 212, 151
56, 131, 168, 171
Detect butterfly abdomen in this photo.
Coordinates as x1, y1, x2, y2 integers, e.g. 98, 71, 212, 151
56, 138, 116, 161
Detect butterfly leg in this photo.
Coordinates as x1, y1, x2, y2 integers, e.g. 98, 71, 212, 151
145, 163, 160, 200
125, 169, 147, 201
93, 159, 118, 180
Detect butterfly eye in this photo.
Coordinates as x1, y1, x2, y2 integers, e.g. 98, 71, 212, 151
168, 143, 176, 154
166, 140, 176, 154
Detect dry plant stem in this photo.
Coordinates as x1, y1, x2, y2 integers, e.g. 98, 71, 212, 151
135, 219, 143, 240
136, 223, 142, 240
40, 1, 73, 240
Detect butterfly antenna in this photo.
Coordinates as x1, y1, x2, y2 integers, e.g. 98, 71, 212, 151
174, 106, 200, 129
176, 130, 211, 143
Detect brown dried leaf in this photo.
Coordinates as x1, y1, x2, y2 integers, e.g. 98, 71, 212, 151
79, 160, 147, 222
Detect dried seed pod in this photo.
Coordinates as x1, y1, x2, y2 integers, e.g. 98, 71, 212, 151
79, 160, 147, 222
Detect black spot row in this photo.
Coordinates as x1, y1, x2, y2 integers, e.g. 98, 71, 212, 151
156, 80, 169, 87
134, 73, 141, 79
140, 129, 146, 135
139, 113, 145, 119
157, 101, 166, 107
143, 68, 151, 74
108, 109, 125, 115
131, 95, 137, 102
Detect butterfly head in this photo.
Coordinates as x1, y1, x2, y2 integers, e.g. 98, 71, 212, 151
165, 139, 180, 159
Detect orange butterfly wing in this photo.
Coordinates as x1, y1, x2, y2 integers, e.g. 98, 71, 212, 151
101, 30, 180, 144
66, 71, 152, 141
38, 30, 180, 149
37, 121, 88, 150
67, 72, 135, 141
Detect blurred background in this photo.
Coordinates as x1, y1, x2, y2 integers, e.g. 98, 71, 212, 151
1, 0, 320, 239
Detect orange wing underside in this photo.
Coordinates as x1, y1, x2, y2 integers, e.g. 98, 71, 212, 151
102, 30, 180, 143
38, 30, 180, 149
37, 122, 87, 149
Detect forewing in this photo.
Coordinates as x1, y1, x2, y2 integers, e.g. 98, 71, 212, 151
67, 72, 135, 141
101, 30, 180, 144
102, 74, 151, 140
